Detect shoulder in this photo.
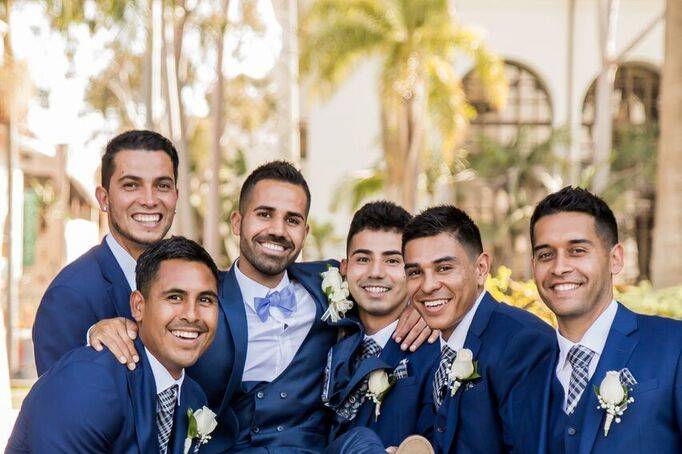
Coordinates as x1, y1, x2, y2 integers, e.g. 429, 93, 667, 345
49, 346, 126, 379
630, 308, 682, 349
489, 298, 555, 337
45, 244, 106, 293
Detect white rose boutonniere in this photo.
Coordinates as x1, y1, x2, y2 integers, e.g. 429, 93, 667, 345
366, 370, 393, 421
447, 348, 481, 397
594, 371, 635, 437
320, 266, 353, 322
184, 406, 218, 453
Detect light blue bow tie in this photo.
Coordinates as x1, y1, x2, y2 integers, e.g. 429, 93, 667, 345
254, 285, 297, 322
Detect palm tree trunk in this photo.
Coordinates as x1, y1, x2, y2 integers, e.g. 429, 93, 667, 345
402, 82, 426, 212
204, 0, 229, 260
651, 0, 682, 288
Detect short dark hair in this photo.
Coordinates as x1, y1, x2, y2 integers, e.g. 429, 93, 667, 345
101, 130, 179, 189
347, 201, 412, 252
402, 205, 483, 258
238, 160, 311, 215
135, 236, 219, 298
530, 186, 618, 247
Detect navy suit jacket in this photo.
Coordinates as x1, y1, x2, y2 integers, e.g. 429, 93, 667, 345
33, 239, 132, 375
510, 303, 682, 454
325, 318, 440, 447
426, 292, 555, 454
7, 339, 208, 453
187, 260, 349, 453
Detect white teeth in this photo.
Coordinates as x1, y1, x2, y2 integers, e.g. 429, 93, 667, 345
424, 299, 448, 308
261, 242, 285, 252
133, 214, 161, 223
364, 286, 389, 294
554, 283, 579, 292
171, 330, 199, 339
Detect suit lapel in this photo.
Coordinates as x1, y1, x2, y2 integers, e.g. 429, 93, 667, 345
170, 381, 204, 454
578, 304, 638, 454
95, 240, 133, 318
326, 329, 365, 407
127, 343, 161, 453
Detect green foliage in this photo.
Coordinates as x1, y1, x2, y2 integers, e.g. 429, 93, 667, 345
330, 166, 386, 212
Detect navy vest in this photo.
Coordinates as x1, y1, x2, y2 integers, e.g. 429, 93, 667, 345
230, 300, 338, 452
548, 374, 590, 454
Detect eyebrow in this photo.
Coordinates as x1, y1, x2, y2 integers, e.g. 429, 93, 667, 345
199, 290, 219, 299
404, 255, 458, 269
254, 205, 305, 220
533, 238, 593, 253
162, 288, 187, 296
350, 249, 402, 257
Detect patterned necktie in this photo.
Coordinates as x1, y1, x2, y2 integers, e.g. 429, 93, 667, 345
336, 337, 382, 420
565, 344, 595, 415
156, 384, 179, 454
433, 344, 457, 410
254, 284, 297, 322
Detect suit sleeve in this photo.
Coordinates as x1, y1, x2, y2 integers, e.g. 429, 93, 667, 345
674, 346, 682, 436
29, 361, 124, 453
33, 285, 99, 375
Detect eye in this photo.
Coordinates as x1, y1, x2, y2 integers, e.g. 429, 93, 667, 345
436, 264, 452, 273
535, 251, 553, 261
356, 256, 370, 264
157, 182, 172, 191
406, 269, 421, 278
386, 257, 401, 265
167, 294, 182, 302
286, 216, 301, 225
570, 247, 587, 255
123, 182, 138, 190
199, 296, 216, 306
257, 211, 271, 218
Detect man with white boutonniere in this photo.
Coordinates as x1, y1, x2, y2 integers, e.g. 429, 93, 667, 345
322, 202, 440, 453
402, 206, 555, 454
517, 187, 682, 454
7, 237, 220, 453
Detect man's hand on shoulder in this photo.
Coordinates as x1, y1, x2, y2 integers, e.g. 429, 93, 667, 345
89, 317, 139, 370
393, 304, 440, 351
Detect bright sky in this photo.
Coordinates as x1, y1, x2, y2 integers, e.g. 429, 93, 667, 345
9, 0, 282, 194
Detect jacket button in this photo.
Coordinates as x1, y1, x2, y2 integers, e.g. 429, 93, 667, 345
437, 427, 444, 433
253, 426, 260, 433
280, 392, 287, 399
567, 427, 577, 436
276, 426, 284, 432
256, 392, 264, 399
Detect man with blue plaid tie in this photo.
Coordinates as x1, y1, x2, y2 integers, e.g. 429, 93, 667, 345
512, 187, 682, 454
322, 202, 440, 453
7, 237, 220, 454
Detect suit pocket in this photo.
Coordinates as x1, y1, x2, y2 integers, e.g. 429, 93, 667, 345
633, 378, 659, 395
393, 376, 417, 388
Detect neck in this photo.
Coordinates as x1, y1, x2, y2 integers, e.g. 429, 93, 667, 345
109, 228, 145, 260
359, 303, 405, 336
557, 295, 613, 343
237, 257, 285, 288
139, 333, 183, 380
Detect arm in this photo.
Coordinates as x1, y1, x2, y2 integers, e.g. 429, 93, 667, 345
33, 285, 98, 375
392, 304, 440, 351
29, 362, 123, 453
88, 317, 139, 369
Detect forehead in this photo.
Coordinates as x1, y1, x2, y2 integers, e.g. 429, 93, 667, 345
149, 259, 217, 293
533, 212, 600, 246
112, 149, 174, 178
404, 233, 469, 264
245, 179, 308, 213
348, 229, 402, 254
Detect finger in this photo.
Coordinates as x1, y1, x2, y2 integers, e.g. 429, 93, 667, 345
125, 319, 138, 340
90, 333, 104, 352
385, 448, 397, 454
408, 326, 433, 352
115, 323, 139, 364
393, 304, 415, 343
400, 318, 428, 351
428, 329, 441, 343
100, 332, 133, 365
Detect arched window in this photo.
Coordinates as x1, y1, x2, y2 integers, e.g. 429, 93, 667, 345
463, 61, 554, 147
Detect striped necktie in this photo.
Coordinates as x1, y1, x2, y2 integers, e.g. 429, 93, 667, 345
156, 384, 179, 453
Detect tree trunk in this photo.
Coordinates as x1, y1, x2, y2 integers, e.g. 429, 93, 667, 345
144, 0, 163, 129
651, 0, 682, 288
204, 0, 229, 260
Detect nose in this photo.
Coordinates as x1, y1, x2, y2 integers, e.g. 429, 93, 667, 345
268, 216, 287, 237
139, 185, 158, 208
180, 300, 199, 324
420, 270, 441, 294
368, 259, 385, 279
551, 252, 573, 276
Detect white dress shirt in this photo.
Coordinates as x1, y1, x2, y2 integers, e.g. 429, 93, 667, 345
145, 347, 185, 405
555, 299, 618, 410
364, 320, 399, 350
234, 260, 317, 382
440, 290, 486, 352
106, 234, 137, 291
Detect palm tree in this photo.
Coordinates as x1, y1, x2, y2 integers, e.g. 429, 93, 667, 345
300, 0, 507, 211
652, 0, 682, 288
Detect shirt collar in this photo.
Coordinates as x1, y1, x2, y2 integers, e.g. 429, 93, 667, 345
145, 347, 184, 404
440, 289, 486, 351
364, 319, 399, 349
233, 258, 291, 311
556, 299, 618, 369
105, 234, 137, 291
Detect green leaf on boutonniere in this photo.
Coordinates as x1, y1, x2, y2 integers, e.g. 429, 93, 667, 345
469, 361, 482, 380
187, 409, 198, 439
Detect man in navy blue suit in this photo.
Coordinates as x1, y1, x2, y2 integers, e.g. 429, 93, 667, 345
32, 130, 179, 375
402, 205, 555, 454
512, 187, 682, 454
323, 201, 439, 452
8, 236, 220, 453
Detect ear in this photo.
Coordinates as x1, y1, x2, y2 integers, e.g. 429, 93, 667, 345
609, 243, 624, 276
95, 186, 109, 212
230, 211, 242, 236
474, 251, 492, 287
130, 290, 145, 322
340, 258, 348, 277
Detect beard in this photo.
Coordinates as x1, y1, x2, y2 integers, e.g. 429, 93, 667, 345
239, 234, 301, 276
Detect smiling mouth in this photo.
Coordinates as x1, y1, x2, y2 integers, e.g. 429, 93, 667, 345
132, 213, 162, 226
258, 240, 289, 254
170, 329, 204, 342
361, 285, 391, 295
550, 283, 582, 292
422, 298, 449, 309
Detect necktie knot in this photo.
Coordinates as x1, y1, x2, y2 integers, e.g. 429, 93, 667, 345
254, 284, 297, 322
358, 337, 382, 360
567, 344, 595, 370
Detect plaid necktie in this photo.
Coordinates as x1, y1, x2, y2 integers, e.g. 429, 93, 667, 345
336, 337, 382, 420
565, 344, 595, 414
156, 384, 179, 454
433, 344, 457, 409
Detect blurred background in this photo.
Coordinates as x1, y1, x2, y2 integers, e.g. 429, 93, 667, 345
0, 0, 681, 441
